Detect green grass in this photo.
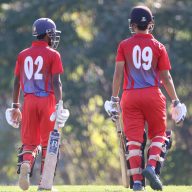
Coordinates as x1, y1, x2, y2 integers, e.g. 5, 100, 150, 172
0, 185, 191, 192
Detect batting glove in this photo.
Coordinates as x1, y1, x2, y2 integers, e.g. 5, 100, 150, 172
5, 104, 22, 128
171, 100, 187, 126
50, 100, 70, 128
104, 96, 120, 122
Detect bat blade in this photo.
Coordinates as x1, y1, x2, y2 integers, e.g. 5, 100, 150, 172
39, 130, 60, 189
39, 100, 63, 190
119, 136, 129, 188
116, 117, 129, 188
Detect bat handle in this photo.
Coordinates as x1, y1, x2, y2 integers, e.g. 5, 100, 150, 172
54, 122, 59, 131
54, 100, 63, 131
115, 119, 122, 133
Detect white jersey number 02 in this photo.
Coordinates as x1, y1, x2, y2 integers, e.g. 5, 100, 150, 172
24, 56, 43, 80
132, 45, 152, 70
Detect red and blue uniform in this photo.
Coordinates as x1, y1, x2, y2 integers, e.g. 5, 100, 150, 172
116, 33, 171, 90
15, 40, 63, 147
15, 41, 63, 97
116, 33, 171, 181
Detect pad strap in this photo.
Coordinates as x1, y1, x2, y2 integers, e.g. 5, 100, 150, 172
149, 142, 166, 153
127, 141, 141, 147
126, 149, 142, 160
18, 150, 33, 156
152, 136, 169, 142
127, 168, 142, 176
148, 155, 164, 162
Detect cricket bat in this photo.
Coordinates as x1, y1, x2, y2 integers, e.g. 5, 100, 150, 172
115, 108, 129, 188
39, 100, 63, 190
105, 101, 129, 188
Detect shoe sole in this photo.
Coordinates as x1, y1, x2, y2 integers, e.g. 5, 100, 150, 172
142, 169, 162, 191
19, 163, 30, 190
37, 187, 58, 192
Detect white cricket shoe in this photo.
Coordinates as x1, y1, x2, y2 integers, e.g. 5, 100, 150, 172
18, 162, 30, 190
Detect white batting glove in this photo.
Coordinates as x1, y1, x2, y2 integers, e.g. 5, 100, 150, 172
104, 96, 120, 122
5, 108, 22, 128
50, 100, 70, 128
171, 100, 187, 125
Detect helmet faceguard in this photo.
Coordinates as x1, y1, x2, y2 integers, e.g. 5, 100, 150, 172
46, 28, 61, 49
128, 6, 154, 34
32, 18, 61, 49
128, 18, 135, 33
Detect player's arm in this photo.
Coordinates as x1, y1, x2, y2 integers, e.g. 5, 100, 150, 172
104, 41, 125, 121
112, 61, 125, 97
159, 70, 178, 101
104, 61, 124, 122
51, 74, 69, 128
52, 74, 62, 103
160, 70, 187, 124
6, 75, 22, 128
12, 75, 21, 106
12, 75, 22, 120
50, 53, 69, 128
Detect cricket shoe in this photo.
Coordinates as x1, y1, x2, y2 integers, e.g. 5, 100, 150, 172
18, 162, 30, 191
142, 165, 163, 191
133, 182, 145, 191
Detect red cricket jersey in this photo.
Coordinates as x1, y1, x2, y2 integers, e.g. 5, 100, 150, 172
116, 33, 171, 90
14, 41, 63, 96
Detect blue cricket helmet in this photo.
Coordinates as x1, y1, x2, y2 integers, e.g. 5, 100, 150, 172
32, 18, 61, 49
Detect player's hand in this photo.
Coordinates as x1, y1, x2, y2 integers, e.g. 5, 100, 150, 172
50, 100, 70, 128
171, 100, 187, 126
104, 96, 120, 122
5, 108, 22, 128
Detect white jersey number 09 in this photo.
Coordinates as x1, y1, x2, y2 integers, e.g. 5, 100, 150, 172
132, 45, 153, 70
24, 56, 43, 80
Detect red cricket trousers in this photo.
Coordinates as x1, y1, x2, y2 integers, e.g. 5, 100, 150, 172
121, 87, 167, 181
21, 94, 56, 146
121, 87, 167, 142
20, 94, 56, 171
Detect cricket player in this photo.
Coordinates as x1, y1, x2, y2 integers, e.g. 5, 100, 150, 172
5, 18, 69, 190
105, 6, 187, 191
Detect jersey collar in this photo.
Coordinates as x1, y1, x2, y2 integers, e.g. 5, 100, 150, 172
133, 33, 154, 39
32, 40, 49, 47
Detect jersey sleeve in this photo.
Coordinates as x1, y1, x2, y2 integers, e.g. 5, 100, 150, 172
116, 42, 125, 62
157, 45, 171, 71
14, 55, 20, 76
51, 51, 64, 74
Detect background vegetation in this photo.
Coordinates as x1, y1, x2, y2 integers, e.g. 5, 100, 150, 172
0, 0, 191, 186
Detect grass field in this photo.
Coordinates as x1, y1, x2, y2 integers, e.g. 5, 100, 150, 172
0, 185, 191, 192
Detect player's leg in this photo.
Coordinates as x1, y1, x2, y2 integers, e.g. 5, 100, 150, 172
18, 95, 40, 190
155, 130, 172, 175
142, 88, 167, 190
17, 145, 40, 190
121, 91, 145, 191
